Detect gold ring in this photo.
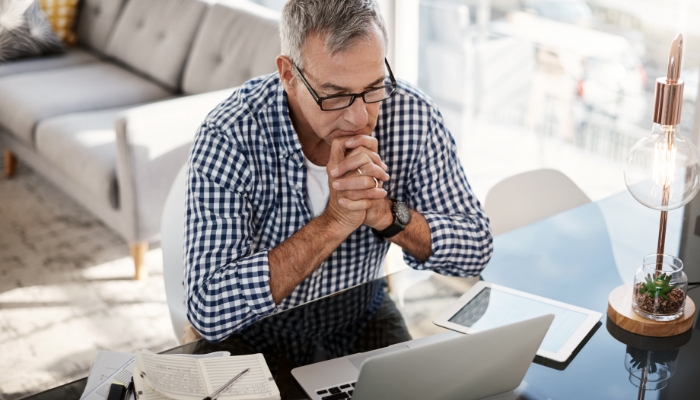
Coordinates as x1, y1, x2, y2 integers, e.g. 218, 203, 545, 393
373, 177, 379, 188
357, 168, 363, 176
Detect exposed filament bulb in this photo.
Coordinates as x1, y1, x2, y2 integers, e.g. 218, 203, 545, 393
652, 126, 676, 188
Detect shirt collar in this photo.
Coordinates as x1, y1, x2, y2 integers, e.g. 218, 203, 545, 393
273, 75, 303, 160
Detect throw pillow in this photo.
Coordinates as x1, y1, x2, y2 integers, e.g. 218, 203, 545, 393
0, 0, 64, 62
38, 0, 79, 45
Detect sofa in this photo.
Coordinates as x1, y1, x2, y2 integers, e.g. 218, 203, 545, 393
0, 0, 282, 279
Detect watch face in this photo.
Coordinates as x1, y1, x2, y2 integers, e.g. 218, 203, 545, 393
395, 202, 411, 225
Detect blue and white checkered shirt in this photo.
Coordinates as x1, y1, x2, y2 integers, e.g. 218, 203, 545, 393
185, 73, 493, 342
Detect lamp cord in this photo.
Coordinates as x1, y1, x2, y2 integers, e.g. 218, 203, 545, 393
688, 281, 700, 292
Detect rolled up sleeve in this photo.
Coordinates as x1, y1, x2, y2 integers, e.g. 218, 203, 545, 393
184, 124, 276, 342
402, 109, 493, 275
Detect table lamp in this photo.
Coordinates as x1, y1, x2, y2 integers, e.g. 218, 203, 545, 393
607, 34, 700, 337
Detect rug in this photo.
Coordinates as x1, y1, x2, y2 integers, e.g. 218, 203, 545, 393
0, 148, 179, 400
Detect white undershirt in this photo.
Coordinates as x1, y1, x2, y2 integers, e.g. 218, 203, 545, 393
304, 157, 330, 218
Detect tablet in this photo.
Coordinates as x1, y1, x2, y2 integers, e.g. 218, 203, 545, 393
433, 281, 602, 362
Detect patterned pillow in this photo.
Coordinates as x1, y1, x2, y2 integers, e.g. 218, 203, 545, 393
38, 0, 79, 45
0, 0, 64, 62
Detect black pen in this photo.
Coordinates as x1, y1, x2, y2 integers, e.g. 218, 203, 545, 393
203, 368, 250, 400
125, 378, 134, 400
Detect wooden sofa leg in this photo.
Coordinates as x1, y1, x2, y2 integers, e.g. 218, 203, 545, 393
5, 150, 17, 178
130, 242, 149, 280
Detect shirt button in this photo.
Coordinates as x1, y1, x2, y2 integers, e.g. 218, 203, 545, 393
293, 154, 298, 160
294, 184, 300, 191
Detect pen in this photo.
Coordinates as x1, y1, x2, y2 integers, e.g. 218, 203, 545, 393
125, 378, 134, 400
203, 368, 250, 400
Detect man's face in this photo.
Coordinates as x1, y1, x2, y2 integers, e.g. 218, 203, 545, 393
285, 25, 387, 144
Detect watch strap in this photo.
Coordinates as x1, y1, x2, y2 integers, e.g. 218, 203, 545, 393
372, 223, 403, 239
372, 199, 408, 240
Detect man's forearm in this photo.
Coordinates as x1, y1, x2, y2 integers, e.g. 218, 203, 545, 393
268, 213, 353, 304
267, 135, 389, 304
388, 208, 432, 262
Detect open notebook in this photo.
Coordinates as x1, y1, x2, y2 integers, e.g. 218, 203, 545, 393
133, 351, 280, 400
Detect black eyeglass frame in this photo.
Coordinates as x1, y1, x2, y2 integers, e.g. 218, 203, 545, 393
293, 58, 397, 111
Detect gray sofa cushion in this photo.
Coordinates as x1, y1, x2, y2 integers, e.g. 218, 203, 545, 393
0, 47, 100, 78
105, 0, 208, 91
0, 62, 172, 147
76, 0, 129, 54
35, 109, 129, 209
182, 1, 280, 95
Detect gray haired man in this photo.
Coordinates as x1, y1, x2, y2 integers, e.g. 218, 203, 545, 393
184, 0, 493, 342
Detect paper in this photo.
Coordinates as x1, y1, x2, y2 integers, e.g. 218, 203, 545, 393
136, 352, 279, 400
83, 351, 134, 396
80, 351, 136, 400
202, 356, 275, 397
133, 368, 172, 400
138, 353, 207, 399
82, 350, 231, 400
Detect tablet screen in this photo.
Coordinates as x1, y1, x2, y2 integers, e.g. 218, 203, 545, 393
447, 287, 589, 353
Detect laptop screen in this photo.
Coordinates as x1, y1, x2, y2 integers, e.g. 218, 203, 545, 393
448, 287, 589, 353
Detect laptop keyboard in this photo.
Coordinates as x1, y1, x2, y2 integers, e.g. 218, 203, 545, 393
316, 382, 355, 399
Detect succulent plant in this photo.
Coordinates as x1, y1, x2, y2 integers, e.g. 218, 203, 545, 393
639, 273, 676, 300
629, 357, 664, 374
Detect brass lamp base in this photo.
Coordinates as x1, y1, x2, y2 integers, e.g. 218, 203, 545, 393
607, 284, 695, 337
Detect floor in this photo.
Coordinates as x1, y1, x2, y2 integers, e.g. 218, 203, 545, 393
0, 149, 178, 400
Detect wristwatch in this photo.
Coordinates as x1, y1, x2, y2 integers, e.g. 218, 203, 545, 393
372, 199, 411, 240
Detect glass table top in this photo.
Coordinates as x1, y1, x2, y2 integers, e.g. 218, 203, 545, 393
23, 190, 700, 400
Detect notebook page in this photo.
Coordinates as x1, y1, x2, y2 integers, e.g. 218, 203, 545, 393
132, 367, 171, 400
135, 352, 208, 400
81, 353, 136, 400
81, 351, 135, 399
201, 355, 280, 400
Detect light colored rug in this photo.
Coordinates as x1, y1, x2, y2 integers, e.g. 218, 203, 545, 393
0, 148, 179, 400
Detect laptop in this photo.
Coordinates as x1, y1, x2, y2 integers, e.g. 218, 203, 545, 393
292, 314, 554, 400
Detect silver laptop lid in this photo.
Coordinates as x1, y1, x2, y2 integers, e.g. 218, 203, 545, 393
351, 314, 554, 400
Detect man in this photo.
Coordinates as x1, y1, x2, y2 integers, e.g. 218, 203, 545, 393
185, 0, 492, 343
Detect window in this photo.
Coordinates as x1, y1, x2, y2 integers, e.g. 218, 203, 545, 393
401, 0, 700, 201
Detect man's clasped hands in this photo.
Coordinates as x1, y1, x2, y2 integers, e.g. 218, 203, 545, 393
325, 135, 392, 232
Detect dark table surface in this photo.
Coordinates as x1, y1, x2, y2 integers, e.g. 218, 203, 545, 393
24, 191, 700, 400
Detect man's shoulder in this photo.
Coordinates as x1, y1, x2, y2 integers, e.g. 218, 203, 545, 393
390, 78, 438, 110
204, 73, 281, 132
378, 78, 441, 128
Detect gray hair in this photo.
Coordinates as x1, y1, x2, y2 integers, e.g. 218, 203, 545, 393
280, 0, 388, 70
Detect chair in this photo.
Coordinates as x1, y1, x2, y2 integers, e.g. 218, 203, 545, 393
161, 164, 189, 343
484, 168, 591, 236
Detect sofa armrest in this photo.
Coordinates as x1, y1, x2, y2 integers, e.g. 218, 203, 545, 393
115, 89, 232, 242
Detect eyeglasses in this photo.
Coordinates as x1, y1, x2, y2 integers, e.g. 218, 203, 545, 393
293, 58, 397, 111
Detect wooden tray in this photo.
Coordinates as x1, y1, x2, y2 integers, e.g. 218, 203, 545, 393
607, 284, 695, 337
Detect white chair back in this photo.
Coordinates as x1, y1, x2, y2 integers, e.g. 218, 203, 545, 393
161, 164, 189, 343
484, 169, 591, 236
